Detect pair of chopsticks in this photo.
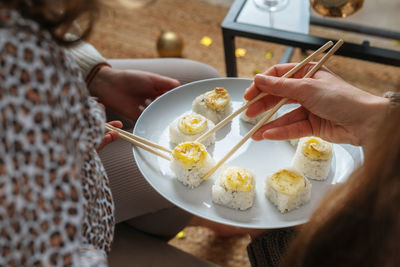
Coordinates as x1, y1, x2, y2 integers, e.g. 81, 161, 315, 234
196, 40, 339, 144
105, 123, 172, 161
105, 39, 343, 181
201, 39, 344, 180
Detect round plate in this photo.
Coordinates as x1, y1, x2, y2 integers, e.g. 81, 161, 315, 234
133, 78, 363, 229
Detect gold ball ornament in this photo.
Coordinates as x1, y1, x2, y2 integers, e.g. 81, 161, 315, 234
156, 31, 184, 57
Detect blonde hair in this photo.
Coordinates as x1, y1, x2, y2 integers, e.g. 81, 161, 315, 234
281, 106, 400, 266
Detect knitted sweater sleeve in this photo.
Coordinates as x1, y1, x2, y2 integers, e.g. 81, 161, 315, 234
68, 41, 109, 80
246, 228, 297, 267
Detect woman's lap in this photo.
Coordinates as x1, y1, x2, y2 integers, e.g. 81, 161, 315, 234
99, 58, 220, 237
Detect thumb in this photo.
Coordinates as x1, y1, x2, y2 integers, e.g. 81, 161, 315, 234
254, 74, 313, 103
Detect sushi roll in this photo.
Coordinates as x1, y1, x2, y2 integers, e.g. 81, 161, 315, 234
265, 168, 311, 213
171, 141, 215, 188
212, 166, 255, 210
192, 87, 233, 124
292, 137, 333, 181
240, 100, 276, 125
169, 113, 215, 147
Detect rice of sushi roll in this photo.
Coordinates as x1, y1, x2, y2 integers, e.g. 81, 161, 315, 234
289, 139, 299, 147
169, 113, 215, 147
212, 166, 255, 210
292, 137, 333, 181
265, 168, 311, 213
171, 141, 215, 188
240, 100, 276, 125
192, 87, 233, 124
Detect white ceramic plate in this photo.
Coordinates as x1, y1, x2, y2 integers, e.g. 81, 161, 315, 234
133, 78, 363, 229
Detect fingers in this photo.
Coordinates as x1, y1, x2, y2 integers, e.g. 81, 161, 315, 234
104, 130, 119, 143
153, 75, 180, 95
244, 74, 313, 119
244, 63, 308, 101
245, 95, 284, 117
261, 120, 314, 141
253, 74, 319, 104
97, 130, 119, 151
266, 107, 308, 129
104, 120, 123, 144
244, 62, 331, 102
107, 120, 123, 128
246, 97, 298, 117
244, 74, 300, 102
252, 107, 313, 140
243, 81, 259, 101
97, 121, 123, 151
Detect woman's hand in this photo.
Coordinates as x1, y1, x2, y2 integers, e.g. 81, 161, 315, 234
97, 120, 123, 151
244, 63, 389, 146
89, 66, 180, 123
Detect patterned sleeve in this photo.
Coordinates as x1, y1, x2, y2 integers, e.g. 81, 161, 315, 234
66, 38, 110, 85
0, 11, 106, 266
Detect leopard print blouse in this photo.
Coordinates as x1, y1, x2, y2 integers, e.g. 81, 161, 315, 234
0, 10, 114, 266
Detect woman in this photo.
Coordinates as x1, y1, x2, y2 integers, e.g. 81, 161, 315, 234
0, 1, 121, 265
1, 1, 224, 265
70, 43, 221, 238
245, 64, 400, 266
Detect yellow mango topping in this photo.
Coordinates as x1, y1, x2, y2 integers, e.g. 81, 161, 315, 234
301, 137, 332, 161
178, 114, 207, 135
270, 169, 305, 196
221, 166, 254, 192
172, 142, 207, 169
204, 87, 230, 111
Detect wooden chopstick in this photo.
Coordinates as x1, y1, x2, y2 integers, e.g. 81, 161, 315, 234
303, 39, 344, 78
195, 40, 334, 143
202, 40, 344, 180
105, 123, 172, 154
105, 124, 171, 161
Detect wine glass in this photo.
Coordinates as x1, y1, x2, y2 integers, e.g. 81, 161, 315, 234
253, 0, 290, 27
253, 0, 289, 12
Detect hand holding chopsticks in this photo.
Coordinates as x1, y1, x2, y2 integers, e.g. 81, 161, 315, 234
202, 39, 344, 180
105, 123, 172, 161
195, 40, 334, 144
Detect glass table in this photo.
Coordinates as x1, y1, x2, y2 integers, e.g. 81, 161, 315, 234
222, 0, 400, 76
